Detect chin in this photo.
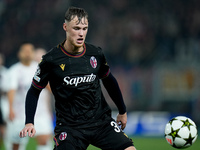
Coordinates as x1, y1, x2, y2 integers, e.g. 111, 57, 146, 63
75, 43, 84, 47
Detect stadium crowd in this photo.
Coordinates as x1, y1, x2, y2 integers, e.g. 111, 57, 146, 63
1, 0, 200, 67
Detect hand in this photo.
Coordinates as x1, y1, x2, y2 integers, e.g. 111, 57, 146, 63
19, 123, 36, 138
116, 112, 127, 130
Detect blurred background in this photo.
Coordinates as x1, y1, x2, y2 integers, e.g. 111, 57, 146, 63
1, 0, 200, 143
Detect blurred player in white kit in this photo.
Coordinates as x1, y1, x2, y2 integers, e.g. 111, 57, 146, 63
0, 53, 9, 149
6, 43, 53, 150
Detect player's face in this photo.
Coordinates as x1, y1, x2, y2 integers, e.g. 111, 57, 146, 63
63, 16, 88, 48
18, 44, 35, 64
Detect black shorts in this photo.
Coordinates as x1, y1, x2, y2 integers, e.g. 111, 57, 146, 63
53, 118, 134, 150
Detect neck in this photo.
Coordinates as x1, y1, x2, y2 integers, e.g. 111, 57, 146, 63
63, 40, 83, 55
21, 61, 31, 66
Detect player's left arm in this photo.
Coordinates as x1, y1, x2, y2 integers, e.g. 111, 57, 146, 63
102, 73, 127, 130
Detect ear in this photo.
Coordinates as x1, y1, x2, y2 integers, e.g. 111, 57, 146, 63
63, 23, 67, 31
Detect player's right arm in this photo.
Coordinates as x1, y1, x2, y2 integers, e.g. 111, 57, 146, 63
19, 85, 41, 138
20, 54, 50, 138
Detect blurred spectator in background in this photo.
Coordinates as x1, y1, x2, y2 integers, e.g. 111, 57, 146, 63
34, 48, 54, 150
0, 53, 9, 149
6, 43, 37, 150
1, 0, 200, 66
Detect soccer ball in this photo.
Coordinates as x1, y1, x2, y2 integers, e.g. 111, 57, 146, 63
165, 116, 198, 149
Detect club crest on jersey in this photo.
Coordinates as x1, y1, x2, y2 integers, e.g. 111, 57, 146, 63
59, 132, 67, 141
90, 56, 97, 68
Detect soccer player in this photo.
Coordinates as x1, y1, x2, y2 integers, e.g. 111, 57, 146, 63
7, 44, 53, 150
19, 7, 136, 150
7, 43, 37, 150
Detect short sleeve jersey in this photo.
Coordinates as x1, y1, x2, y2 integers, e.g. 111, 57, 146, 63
8, 61, 38, 120
32, 42, 112, 128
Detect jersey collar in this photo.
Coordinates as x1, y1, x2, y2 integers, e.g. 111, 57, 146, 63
59, 42, 86, 58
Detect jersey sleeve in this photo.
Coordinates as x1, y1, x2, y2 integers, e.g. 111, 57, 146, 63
98, 50, 110, 79
1, 68, 11, 92
32, 56, 50, 90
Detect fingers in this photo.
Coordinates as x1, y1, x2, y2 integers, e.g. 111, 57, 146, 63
19, 129, 27, 138
116, 113, 127, 130
121, 122, 126, 130
117, 120, 126, 130
116, 119, 126, 130
28, 128, 36, 137
19, 128, 35, 138
116, 121, 126, 130
19, 124, 36, 138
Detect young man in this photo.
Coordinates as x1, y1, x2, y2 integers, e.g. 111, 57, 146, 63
7, 44, 53, 150
7, 43, 37, 150
19, 7, 136, 150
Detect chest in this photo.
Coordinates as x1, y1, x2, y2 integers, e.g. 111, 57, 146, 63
50, 55, 100, 81
16, 65, 36, 90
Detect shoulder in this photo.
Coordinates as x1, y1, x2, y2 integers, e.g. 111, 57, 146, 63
9, 62, 21, 70
85, 42, 103, 55
41, 45, 62, 63
85, 42, 101, 50
85, 42, 102, 52
31, 61, 38, 68
0, 66, 8, 72
43, 47, 57, 60
7, 62, 22, 77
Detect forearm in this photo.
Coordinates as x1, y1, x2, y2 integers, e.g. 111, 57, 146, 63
7, 89, 16, 120
102, 73, 126, 114
7, 89, 15, 110
25, 85, 41, 124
